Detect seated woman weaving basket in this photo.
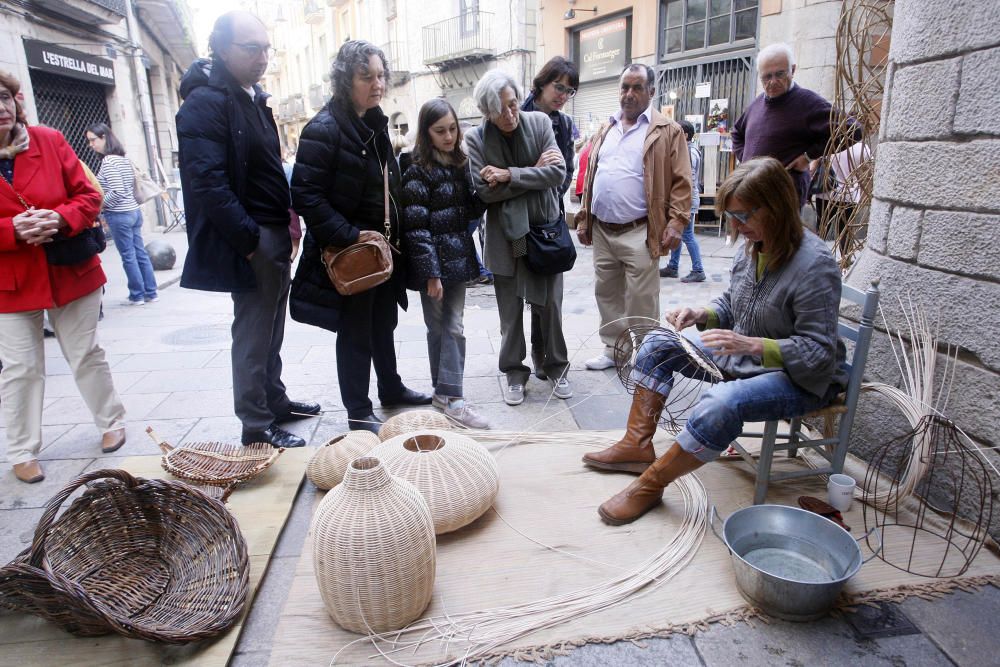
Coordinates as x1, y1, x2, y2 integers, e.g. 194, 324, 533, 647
586, 157, 848, 526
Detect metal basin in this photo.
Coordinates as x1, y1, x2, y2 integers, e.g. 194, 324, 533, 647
711, 504, 880, 621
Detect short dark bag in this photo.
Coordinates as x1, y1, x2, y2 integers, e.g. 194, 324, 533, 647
3, 179, 106, 266
44, 224, 107, 266
524, 218, 576, 276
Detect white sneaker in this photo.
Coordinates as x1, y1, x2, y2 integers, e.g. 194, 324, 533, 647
585, 354, 615, 370
504, 383, 525, 406
443, 399, 490, 429
121, 299, 145, 307
551, 377, 573, 399
432, 393, 449, 409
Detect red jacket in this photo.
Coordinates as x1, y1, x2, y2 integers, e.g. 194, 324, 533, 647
0, 126, 105, 312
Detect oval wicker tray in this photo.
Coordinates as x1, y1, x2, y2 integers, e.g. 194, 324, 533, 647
147, 427, 283, 487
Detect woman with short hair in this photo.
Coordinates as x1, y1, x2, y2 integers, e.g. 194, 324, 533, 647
587, 157, 848, 525
85, 122, 159, 305
290, 40, 431, 433
465, 70, 571, 407
0, 71, 127, 483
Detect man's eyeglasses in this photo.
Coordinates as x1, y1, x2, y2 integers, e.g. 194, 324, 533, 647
724, 207, 759, 226
760, 70, 788, 83
232, 42, 276, 58
552, 82, 577, 98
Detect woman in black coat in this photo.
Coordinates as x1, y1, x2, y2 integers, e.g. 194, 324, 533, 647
290, 40, 431, 433
401, 99, 489, 429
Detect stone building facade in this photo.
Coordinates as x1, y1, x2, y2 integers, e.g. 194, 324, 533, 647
847, 0, 1000, 534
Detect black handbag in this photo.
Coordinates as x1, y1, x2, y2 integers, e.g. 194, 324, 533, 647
44, 224, 107, 266
524, 217, 577, 276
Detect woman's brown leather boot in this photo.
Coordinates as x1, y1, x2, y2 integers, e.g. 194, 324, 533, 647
582, 386, 666, 474
597, 443, 705, 525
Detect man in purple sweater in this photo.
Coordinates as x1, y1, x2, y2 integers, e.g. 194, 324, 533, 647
732, 43, 859, 206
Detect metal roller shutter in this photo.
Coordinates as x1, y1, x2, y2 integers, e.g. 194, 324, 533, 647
569, 77, 619, 137
30, 70, 111, 173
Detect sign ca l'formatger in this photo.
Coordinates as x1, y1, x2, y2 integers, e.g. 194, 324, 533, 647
578, 18, 628, 83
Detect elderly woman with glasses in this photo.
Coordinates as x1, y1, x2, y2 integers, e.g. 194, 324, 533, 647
584, 157, 848, 526
465, 70, 571, 407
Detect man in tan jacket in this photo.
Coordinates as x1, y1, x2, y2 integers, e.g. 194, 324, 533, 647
577, 64, 692, 370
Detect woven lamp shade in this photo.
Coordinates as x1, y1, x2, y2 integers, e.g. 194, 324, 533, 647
370, 430, 500, 534
378, 410, 454, 441
311, 457, 436, 634
305, 431, 380, 490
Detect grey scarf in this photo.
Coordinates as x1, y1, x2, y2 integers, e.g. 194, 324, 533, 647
480, 118, 536, 246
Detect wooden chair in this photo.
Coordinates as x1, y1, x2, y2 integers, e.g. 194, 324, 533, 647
727, 278, 881, 504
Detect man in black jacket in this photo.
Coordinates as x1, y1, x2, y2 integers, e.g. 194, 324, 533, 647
175, 11, 318, 448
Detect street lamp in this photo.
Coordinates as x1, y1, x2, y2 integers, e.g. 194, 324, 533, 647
564, 6, 597, 20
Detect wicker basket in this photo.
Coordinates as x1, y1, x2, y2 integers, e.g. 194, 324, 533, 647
147, 427, 283, 487
312, 457, 435, 634
378, 409, 454, 441
306, 431, 380, 490
371, 429, 500, 534
0, 469, 249, 644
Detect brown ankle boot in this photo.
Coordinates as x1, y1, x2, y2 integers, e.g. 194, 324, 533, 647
13, 460, 45, 484
598, 443, 705, 525
582, 386, 666, 474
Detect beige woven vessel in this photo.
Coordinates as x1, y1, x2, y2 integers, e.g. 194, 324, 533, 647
312, 457, 436, 634
371, 429, 500, 534
378, 410, 454, 441
305, 431, 380, 490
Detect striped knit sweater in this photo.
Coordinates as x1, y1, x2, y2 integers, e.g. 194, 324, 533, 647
96, 154, 139, 212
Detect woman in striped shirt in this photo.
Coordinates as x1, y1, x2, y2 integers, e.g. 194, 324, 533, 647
85, 123, 158, 305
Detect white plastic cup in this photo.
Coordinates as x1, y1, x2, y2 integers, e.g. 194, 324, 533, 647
827, 474, 856, 513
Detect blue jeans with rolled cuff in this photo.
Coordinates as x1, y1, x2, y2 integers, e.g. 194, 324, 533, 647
105, 209, 157, 303
631, 330, 838, 463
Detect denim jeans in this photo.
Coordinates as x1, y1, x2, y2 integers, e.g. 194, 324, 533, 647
105, 209, 157, 302
632, 330, 836, 462
421, 283, 466, 398
667, 211, 704, 273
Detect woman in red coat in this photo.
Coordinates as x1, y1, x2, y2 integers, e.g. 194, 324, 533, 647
0, 71, 127, 483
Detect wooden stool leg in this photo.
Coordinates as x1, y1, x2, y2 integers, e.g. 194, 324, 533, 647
754, 420, 779, 505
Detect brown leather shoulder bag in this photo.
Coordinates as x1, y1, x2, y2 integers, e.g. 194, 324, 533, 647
322, 161, 398, 296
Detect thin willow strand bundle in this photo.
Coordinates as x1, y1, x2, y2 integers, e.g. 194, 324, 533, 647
329, 473, 709, 666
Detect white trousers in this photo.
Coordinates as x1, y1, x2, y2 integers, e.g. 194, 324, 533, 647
0, 287, 126, 465
592, 221, 661, 357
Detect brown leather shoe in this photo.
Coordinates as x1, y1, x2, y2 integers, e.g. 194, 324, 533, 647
13, 460, 45, 484
583, 386, 666, 474
101, 427, 126, 454
598, 443, 705, 525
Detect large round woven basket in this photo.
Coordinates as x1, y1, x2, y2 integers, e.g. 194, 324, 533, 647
378, 410, 454, 441
370, 430, 500, 534
306, 431, 380, 490
312, 457, 436, 634
0, 469, 248, 644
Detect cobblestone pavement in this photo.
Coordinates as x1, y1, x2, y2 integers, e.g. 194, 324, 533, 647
0, 227, 993, 666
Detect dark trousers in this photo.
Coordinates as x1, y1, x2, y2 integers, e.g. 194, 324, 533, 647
231, 225, 292, 431
494, 273, 569, 386
336, 278, 405, 419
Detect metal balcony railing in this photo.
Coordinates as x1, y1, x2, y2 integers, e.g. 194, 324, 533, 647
422, 12, 495, 66
308, 84, 329, 110
380, 41, 410, 84
278, 95, 307, 122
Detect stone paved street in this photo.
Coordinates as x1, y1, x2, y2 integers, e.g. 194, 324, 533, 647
0, 227, 994, 666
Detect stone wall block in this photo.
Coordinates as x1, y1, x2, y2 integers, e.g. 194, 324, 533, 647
865, 198, 891, 253
885, 206, 922, 261
873, 141, 1000, 212
891, 0, 1000, 65
954, 46, 1000, 136
884, 58, 960, 141
846, 251, 1000, 372
919, 211, 1000, 279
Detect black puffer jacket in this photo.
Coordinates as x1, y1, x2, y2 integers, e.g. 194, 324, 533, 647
401, 158, 487, 290
289, 102, 406, 332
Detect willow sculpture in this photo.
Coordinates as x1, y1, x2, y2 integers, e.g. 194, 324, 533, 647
819, 0, 893, 269
614, 324, 723, 433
